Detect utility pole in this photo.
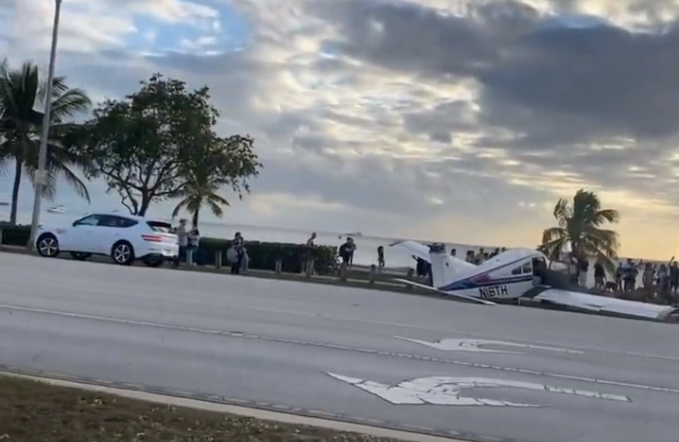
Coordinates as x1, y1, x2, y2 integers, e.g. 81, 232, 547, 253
28, 0, 62, 248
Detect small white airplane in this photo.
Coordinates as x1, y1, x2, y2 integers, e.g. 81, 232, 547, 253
391, 240, 679, 322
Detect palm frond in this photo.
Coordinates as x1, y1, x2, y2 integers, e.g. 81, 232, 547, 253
49, 87, 91, 121
539, 227, 569, 260
207, 199, 224, 218
552, 198, 571, 227
206, 192, 229, 206
542, 190, 620, 264
590, 209, 620, 226
171, 197, 189, 219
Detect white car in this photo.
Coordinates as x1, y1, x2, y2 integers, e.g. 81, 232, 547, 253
35, 213, 179, 266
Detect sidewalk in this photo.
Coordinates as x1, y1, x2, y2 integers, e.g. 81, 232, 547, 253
0, 244, 424, 295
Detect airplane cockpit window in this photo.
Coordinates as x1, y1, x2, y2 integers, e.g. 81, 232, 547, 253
522, 262, 532, 274
511, 265, 522, 275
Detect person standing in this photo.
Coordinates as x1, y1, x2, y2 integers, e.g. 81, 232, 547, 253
186, 224, 200, 266
304, 232, 317, 275
623, 259, 639, 292
577, 255, 589, 287
669, 259, 679, 300
174, 219, 188, 267
231, 232, 245, 274
377, 246, 385, 269
593, 259, 606, 290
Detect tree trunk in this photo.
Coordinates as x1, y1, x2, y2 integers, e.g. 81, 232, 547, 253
191, 209, 199, 227
9, 157, 23, 225
138, 194, 151, 216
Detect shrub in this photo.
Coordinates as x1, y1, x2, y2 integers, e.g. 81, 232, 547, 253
198, 238, 338, 275
0, 224, 339, 275
0, 224, 31, 246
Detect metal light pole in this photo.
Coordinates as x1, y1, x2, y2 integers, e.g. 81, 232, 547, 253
28, 0, 62, 248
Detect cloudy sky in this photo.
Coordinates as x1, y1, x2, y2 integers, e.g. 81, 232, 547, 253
2, 0, 679, 257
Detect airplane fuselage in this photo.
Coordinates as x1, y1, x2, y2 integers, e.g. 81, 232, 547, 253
439, 279, 533, 300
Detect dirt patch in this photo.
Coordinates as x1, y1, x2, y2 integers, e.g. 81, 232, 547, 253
0, 376, 399, 442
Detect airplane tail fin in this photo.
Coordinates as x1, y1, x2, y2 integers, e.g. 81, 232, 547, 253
390, 241, 476, 289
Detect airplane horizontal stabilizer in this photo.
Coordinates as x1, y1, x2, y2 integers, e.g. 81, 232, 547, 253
392, 278, 495, 305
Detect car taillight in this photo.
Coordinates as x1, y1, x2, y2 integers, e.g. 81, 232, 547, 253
141, 234, 162, 242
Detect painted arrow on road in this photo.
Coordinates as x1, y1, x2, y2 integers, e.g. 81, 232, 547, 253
395, 337, 583, 354
327, 373, 630, 407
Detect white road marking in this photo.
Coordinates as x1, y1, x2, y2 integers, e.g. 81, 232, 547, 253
1, 303, 678, 395
190, 303, 679, 362
4, 275, 679, 362
394, 337, 584, 354
327, 373, 631, 406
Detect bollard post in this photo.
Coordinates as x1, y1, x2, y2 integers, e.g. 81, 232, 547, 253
305, 259, 313, 278
215, 250, 222, 269
339, 262, 348, 282
404, 268, 415, 290
369, 264, 376, 284
275, 259, 282, 274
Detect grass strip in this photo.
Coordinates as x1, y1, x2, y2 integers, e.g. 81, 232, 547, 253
0, 375, 399, 442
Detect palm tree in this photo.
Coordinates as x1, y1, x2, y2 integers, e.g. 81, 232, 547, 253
539, 189, 620, 270
171, 171, 230, 227
0, 60, 92, 225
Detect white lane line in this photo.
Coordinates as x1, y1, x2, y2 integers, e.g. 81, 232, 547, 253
4, 282, 679, 362
394, 337, 584, 354
1, 303, 679, 395
172, 303, 679, 362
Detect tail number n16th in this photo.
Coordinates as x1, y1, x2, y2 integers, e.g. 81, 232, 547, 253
478, 285, 508, 298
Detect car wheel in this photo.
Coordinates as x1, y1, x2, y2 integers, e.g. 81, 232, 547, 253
70, 252, 91, 261
111, 241, 135, 265
142, 258, 164, 268
36, 234, 60, 258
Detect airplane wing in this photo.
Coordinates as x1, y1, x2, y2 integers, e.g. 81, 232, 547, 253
392, 278, 495, 305
526, 289, 679, 321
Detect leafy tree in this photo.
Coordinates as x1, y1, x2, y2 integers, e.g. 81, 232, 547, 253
539, 189, 620, 270
0, 60, 91, 224
71, 73, 261, 216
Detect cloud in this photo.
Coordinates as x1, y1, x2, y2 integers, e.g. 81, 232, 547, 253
4, 0, 679, 258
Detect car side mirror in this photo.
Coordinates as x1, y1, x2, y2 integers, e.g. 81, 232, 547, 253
72, 221, 78, 227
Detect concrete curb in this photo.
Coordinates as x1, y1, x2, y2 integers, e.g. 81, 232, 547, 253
0, 370, 469, 442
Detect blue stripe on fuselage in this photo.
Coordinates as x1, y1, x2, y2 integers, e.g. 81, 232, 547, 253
439, 275, 534, 291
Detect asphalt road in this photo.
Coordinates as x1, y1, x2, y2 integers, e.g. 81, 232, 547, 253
1, 252, 678, 442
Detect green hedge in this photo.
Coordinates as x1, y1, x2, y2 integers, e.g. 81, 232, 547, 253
198, 238, 337, 275
0, 224, 31, 246
0, 224, 338, 275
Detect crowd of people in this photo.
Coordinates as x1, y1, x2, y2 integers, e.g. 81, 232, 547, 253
173, 219, 249, 274
413, 246, 507, 278
169, 226, 677, 304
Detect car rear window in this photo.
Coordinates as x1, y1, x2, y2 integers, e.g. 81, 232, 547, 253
146, 221, 174, 233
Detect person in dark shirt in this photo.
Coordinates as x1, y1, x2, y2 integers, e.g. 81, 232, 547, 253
415, 257, 430, 279
577, 256, 589, 287
670, 260, 679, 298
338, 237, 356, 264
622, 259, 639, 292
377, 246, 385, 268
230, 232, 244, 274
614, 263, 623, 291
593, 260, 606, 290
